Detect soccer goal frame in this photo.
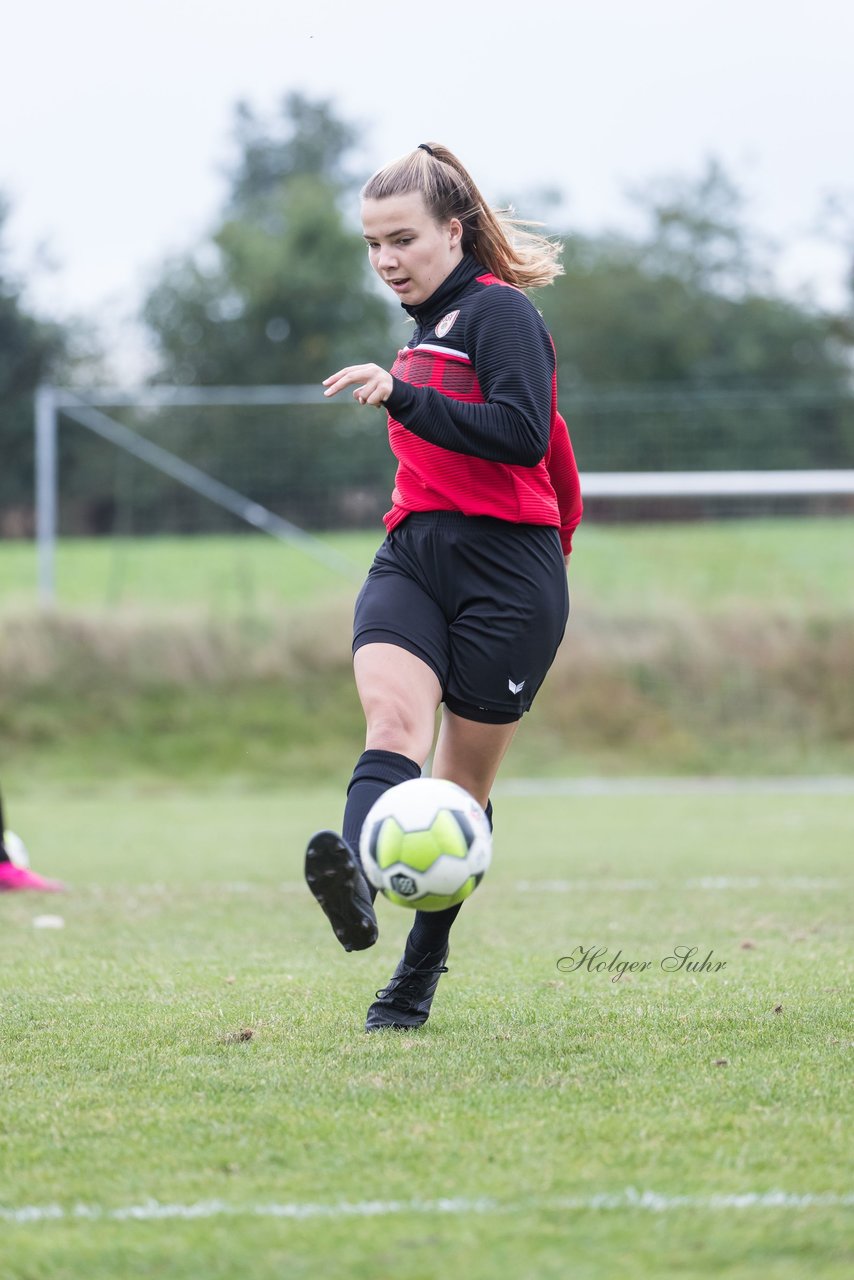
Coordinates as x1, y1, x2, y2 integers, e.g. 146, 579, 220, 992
34, 384, 854, 606
34, 383, 367, 604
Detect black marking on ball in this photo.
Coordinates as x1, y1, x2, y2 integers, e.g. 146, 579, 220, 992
368, 819, 384, 864
450, 809, 476, 850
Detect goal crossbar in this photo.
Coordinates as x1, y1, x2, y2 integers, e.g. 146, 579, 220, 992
581, 469, 854, 497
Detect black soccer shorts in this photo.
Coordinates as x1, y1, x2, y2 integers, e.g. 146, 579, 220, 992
352, 512, 570, 724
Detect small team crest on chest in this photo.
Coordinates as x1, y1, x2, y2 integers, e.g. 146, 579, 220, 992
434, 309, 460, 338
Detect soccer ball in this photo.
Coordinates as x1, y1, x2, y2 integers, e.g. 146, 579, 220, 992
360, 778, 492, 912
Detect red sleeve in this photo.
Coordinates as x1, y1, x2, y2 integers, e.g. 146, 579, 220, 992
545, 411, 583, 557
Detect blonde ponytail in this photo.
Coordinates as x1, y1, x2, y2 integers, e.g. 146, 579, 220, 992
361, 144, 563, 290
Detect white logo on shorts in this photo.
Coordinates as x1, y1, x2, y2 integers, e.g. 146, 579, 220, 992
508, 679, 526, 695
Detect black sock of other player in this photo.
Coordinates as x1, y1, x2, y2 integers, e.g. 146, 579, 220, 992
405, 798, 494, 963
342, 749, 422, 902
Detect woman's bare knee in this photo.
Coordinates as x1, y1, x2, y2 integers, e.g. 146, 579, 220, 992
358, 692, 435, 759
362, 701, 432, 761
355, 643, 441, 763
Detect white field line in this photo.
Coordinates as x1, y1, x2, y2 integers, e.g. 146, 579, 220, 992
112, 875, 848, 896
495, 776, 854, 796
1, 1189, 852, 1225
514, 876, 849, 893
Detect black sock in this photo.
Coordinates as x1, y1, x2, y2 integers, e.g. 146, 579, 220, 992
405, 797, 494, 963
343, 749, 422, 900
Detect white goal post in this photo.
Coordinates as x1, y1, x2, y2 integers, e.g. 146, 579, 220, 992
34, 384, 854, 605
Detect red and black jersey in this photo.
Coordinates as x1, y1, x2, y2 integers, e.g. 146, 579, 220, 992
382, 253, 583, 557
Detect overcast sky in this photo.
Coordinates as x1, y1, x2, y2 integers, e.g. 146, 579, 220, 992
2, 0, 852, 379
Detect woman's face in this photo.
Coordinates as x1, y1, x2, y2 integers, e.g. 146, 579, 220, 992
362, 192, 464, 307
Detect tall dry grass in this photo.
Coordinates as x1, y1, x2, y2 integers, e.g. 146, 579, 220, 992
1, 604, 852, 777
0, 604, 354, 688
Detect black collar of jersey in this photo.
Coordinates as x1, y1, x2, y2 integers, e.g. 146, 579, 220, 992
400, 253, 485, 327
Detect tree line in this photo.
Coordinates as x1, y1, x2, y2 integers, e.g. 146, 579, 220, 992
1, 94, 852, 534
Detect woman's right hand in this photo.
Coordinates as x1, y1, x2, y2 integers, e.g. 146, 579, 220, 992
322, 364, 393, 407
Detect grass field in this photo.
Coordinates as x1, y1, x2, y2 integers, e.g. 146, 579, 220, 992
1, 517, 853, 614
1, 784, 851, 1278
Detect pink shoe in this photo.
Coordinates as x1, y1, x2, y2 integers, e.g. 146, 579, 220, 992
0, 862, 65, 892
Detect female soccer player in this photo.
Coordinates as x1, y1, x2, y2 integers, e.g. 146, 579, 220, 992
0, 782, 64, 892
305, 143, 582, 1030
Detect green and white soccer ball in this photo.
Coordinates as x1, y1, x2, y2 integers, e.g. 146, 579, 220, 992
360, 778, 492, 912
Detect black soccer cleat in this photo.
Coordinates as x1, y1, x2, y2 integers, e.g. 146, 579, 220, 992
365, 945, 450, 1031
304, 830, 378, 953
